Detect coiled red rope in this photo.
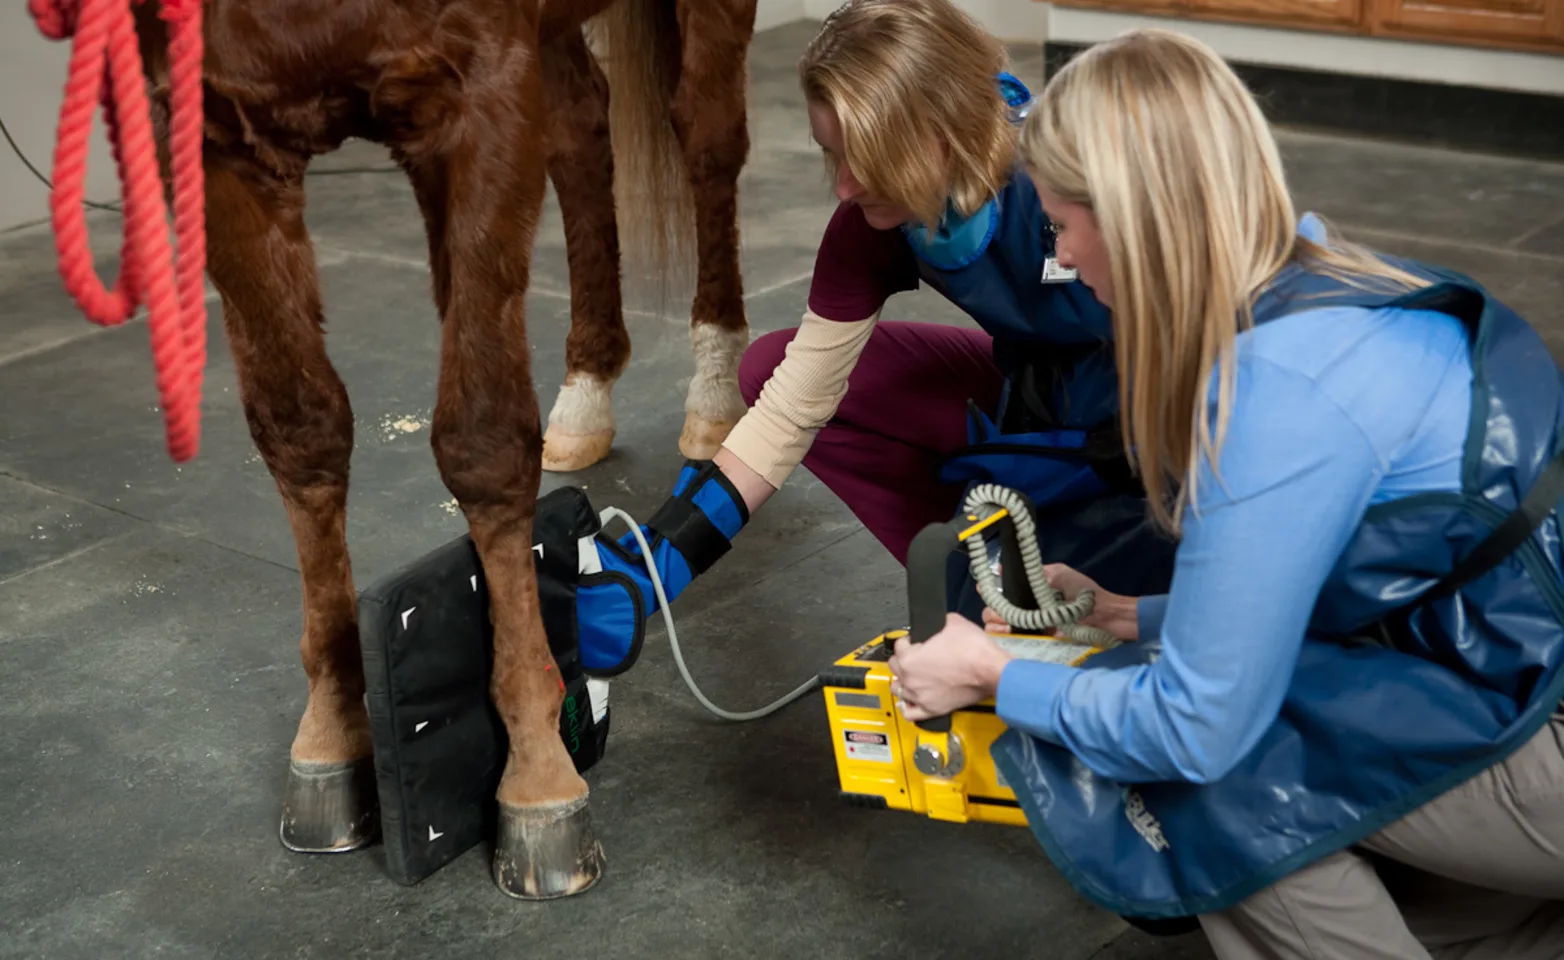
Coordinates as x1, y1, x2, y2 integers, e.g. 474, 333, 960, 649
29, 0, 208, 462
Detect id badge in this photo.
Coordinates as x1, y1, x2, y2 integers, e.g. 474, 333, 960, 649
1042, 257, 1078, 283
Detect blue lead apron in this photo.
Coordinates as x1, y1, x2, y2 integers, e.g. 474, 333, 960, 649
988, 260, 1564, 920
901, 168, 1177, 608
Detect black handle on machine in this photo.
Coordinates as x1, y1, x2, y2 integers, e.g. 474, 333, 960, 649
904, 520, 960, 733
902, 504, 1034, 733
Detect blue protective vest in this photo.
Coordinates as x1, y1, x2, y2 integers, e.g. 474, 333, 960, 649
989, 256, 1564, 920
902, 169, 1178, 600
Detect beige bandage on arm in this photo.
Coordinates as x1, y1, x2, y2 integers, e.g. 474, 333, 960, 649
720, 308, 880, 489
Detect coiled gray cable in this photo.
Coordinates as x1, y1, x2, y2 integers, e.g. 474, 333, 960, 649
960, 484, 1121, 649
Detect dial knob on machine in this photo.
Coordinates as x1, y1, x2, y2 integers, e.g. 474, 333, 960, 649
913, 733, 966, 778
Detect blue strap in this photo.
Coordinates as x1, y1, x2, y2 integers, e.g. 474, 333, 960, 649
624, 459, 748, 590
575, 460, 750, 674
575, 571, 646, 676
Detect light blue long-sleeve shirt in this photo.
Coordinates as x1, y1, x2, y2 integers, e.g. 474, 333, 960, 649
994, 240, 1476, 785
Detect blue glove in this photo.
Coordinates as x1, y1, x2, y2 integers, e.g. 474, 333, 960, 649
574, 459, 750, 675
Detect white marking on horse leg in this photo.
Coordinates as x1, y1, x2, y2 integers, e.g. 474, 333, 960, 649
686, 323, 748, 422
547, 374, 615, 437
543, 374, 617, 472
680, 323, 749, 459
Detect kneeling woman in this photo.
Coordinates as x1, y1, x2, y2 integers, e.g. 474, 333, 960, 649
722, 0, 1176, 607
891, 27, 1564, 960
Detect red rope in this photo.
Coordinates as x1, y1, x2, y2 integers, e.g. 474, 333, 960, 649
29, 0, 208, 463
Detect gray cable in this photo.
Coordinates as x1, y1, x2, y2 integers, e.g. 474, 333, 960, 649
959, 484, 1121, 649
598, 506, 821, 722
599, 483, 1116, 723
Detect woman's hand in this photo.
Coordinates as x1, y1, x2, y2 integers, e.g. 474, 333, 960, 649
982, 563, 1140, 641
888, 614, 1013, 722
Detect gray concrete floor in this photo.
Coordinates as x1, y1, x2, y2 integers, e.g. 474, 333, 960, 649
3, 18, 1564, 960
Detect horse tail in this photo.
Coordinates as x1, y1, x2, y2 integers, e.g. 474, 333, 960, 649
589, 0, 695, 302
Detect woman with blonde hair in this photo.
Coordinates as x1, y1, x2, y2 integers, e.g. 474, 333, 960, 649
566, 0, 1177, 679
890, 26, 1564, 958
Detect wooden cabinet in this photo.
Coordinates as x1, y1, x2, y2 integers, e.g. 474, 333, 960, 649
1372, 0, 1564, 47
1048, 0, 1564, 51
1191, 0, 1362, 28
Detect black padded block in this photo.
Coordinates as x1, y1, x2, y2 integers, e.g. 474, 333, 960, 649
359, 487, 612, 887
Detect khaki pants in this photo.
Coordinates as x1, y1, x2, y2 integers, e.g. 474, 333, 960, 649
1199, 713, 1564, 960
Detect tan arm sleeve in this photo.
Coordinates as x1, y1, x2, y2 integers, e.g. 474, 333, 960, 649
720, 308, 879, 489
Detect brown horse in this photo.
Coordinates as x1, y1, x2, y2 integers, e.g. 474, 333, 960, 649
128, 0, 759, 899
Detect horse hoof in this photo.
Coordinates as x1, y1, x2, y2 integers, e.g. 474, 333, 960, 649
679, 416, 737, 461
542, 427, 614, 473
492, 794, 604, 900
279, 757, 379, 853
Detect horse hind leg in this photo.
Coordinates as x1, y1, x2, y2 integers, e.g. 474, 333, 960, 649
671, 0, 756, 460
203, 146, 376, 853
539, 25, 629, 473
397, 39, 603, 899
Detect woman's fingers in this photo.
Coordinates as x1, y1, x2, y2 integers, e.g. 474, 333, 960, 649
1043, 562, 1104, 600
890, 677, 923, 719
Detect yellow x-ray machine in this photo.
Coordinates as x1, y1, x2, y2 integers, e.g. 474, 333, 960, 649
819, 484, 1119, 826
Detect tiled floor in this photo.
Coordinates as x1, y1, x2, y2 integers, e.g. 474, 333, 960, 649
3, 18, 1563, 960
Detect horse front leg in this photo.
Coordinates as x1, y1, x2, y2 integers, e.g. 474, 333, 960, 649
671, 0, 757, 460
539, 25, 630, 473
412, 42, 603, 900
203, 146, 376, 853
